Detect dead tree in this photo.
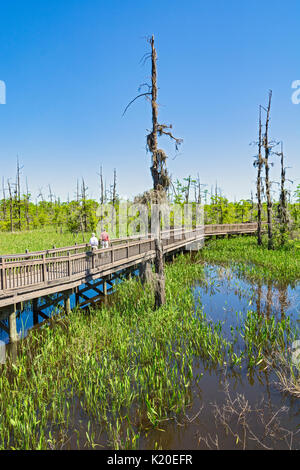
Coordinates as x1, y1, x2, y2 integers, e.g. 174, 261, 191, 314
16, 158, 23, 231
2, 177, 6, 222
37, 187, 44, 202
263, 91, 273, 250
124, 35, 182, 308
113, 169, 117, 206
196, 174, 202, 204
253, 105, 263, 245
7, 179, 14, 232
98, 165, 105, 231
25, 178, 30, 230
185, 176, 191, 203
149, 35, 183, 308
81, 178, 88, 234
277, 142, 290, 245
99, 166, 104, 205
76, 179, 80, 203
48, 184, 54, 204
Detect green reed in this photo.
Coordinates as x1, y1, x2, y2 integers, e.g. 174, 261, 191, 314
0, 251, 297, 450
0, 226, 90, 254
198, 236, 300, 285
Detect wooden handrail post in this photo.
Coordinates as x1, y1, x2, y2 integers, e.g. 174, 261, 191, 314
68, 251, 71, 276
111, 245, 115, 264
42, 254, 47, 283
1, 258, 6, 291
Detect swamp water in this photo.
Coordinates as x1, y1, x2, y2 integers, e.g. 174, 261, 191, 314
142, 264, 300, 450
0, 264, 299, 449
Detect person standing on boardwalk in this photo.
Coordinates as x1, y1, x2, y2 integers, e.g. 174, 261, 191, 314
89, 233, 99, 250
101, 229, 110, 249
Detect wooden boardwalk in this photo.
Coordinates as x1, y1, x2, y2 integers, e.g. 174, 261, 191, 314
0, 222, 263, 342
0, 223, 259, 311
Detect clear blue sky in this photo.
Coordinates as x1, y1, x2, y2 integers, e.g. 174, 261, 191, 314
0, 0, 299, 202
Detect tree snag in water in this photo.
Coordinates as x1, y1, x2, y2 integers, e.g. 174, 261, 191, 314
147, 35, 182, 308
254, 105, 263, 246
123, 35, 182, 308
277, 142, 290, 246
263, 90, 273, 250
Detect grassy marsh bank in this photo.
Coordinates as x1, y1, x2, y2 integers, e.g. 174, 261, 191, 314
0, 248, 299, 450
0, 226, 90, 255
198, 236, 300, 285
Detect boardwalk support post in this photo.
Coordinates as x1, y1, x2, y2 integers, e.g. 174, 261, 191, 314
8, 304, 18, 343
64, 290, 72, 314
75, 287, 80, 306
103, 278, 107, 296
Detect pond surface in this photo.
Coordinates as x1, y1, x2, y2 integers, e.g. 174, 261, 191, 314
1, 263, 300, 449
140, 264, 300, 450
67, 264, 300, 450
196, 264, 299, 335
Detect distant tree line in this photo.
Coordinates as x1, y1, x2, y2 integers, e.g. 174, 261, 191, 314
1, 167, 299, 237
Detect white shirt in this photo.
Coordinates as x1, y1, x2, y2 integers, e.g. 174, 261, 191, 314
90, 236, 99, 248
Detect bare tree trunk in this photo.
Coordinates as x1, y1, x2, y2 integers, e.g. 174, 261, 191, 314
81, 178, 88, 233
76, 179, 80, 203
197, 173, 201, 204
112, 168, 117, 208
35, 198, 38, 220
263, 91, 273, 250
7, 180, 13, 232
2, 177, 6, 221
278, 142, 289, 246
147, 36, 181, 308
140, 258, 153, 285
16, 157, 22, 231
26, 177, 30, 230
100, 166, 104, 205
149, 36, 165, 309
99, 165, 104, 231
104, 180, 107, 203
256, 105, 263, 246
185, 176, 191, 203
48, 184, 53, 204
124, 35, 182, 308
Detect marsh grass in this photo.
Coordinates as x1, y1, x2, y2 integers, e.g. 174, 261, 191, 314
198, 236, 300, 285
0, 226, 90, 254
0, 252, 298, 450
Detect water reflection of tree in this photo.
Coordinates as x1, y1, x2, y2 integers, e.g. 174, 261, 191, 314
256, 281, 289, 321
278, 287, 288, 320
266, 283, 272, 318
256, 280, 262, 316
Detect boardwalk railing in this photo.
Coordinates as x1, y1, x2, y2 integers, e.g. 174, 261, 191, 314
0, 226, 205, 294
0, 222, 262, 262
0, 234, 144, 263
0, 223, 262, 297
204, 222, 262, 235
